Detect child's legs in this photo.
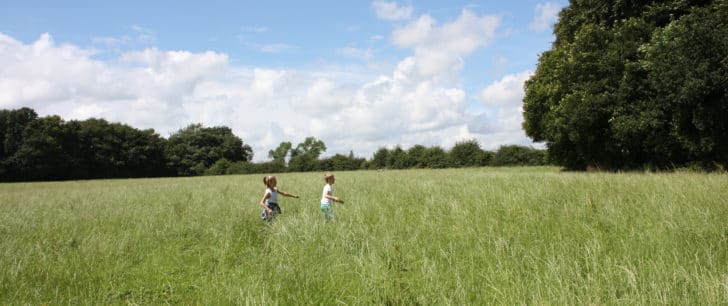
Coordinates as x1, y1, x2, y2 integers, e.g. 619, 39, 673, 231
320, 204, 334, 222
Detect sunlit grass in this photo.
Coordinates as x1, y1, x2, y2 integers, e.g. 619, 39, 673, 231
1, 167, 727, 304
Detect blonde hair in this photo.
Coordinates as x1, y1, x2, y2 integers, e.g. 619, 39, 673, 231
263, 175, 276, 187
324, 172, 335, 182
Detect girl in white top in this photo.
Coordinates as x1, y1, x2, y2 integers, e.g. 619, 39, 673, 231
320, 173, 344, 222
260, 175, 299, 221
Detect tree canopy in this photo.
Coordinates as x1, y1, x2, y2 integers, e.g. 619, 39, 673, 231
0, 108, 169, 180
288, 137, 327, 172
1, 107, 550, 181
523, 0, 727, 170
166, 124, 253, 176
0, 108, 256, 181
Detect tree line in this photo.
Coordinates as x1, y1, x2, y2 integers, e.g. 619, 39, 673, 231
0, 107, 547, 182
523, 0, 727, 171
0, 108, 251, 181
209, 139, 548, 176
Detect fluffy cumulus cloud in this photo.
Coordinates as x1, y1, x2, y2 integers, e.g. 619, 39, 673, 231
0, 6, 540, 160
474, 70, 537, 149
392, 9, 500, 76
0, 32, 231, 135
0, 32, 473, 159
529, 2, 562, 31
480, 70, 533, 106
373, 0, 413, 21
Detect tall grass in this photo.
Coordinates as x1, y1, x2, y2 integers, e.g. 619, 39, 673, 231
1, 167, 726, 304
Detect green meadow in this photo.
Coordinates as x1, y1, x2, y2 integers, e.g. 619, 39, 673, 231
1, 167, 726, 304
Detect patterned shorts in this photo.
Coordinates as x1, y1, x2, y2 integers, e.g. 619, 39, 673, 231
261, 202, 281, 221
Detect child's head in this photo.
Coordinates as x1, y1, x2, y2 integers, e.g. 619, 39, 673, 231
324, 173, 335, 184
263, 175, 277, 188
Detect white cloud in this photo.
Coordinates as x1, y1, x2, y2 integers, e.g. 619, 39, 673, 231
473, 70, 536, 149
392, 9, 500, 76
391, 15, 435, 47
0, 15, 540, 161
529, 2, 562, 31
479, 70, 533, 106
373, 0, 413, 21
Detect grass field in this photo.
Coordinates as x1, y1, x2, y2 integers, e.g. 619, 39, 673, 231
1, 167, 727, 304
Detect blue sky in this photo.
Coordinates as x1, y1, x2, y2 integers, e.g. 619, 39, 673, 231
0, 0, 567, 160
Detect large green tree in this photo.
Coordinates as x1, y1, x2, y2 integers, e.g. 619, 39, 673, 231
288, 137, 326, 172
406, 145, 427, 168
523, 0, 726, 170
166, 124, 252, 176
643, 2, 728, 167
0, 108, 40, 179
0, 108, 169, 181
491, 145, 547, 166
422, 146, 449, 168
6, 115, 71, 180
268, 141, 292, 165
370, 147, 390, 169
68, 119, 168, 179
449, 139, 488, 167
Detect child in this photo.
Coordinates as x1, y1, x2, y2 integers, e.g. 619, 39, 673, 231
260, 175, 299, 221
320, 173, 344, 222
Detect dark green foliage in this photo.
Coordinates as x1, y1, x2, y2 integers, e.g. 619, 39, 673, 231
523, 0, 726, 170
491, 145, 547, 166
165, 124, 252, 176
288, 137, 327, 172
0, 107, 38, 159
0, 108, 39, 179
405, 145, 427, 168
319, 151, 366, 171
205, 158, 232, 176
370, 147, 390, 169
7, 115, 70, 180
68, 119, 169, 179
225, 161, 287, 175
422, 146, 450, 168
0, 108, 259, 181
449, 139, 488, 167
387, 146, 407, 169
643, 3, 728, 168
0, 108, 169, 181
268, 142, 292, 165
364, 143, 534, 170
1, 105, 550, 181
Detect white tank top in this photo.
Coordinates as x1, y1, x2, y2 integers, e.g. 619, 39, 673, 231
320, 184, 332, 205
266, 188, 278, 204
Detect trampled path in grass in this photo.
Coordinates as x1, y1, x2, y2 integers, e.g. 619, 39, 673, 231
1, 167, 726, 304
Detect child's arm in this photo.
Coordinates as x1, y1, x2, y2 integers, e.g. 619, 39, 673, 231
325, 194, 344, 204
259, 192, 272, 212
277, 189, 299, 198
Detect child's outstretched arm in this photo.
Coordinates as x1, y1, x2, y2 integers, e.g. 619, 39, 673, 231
325, 194, 344, 204
277, 189, 300, 199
